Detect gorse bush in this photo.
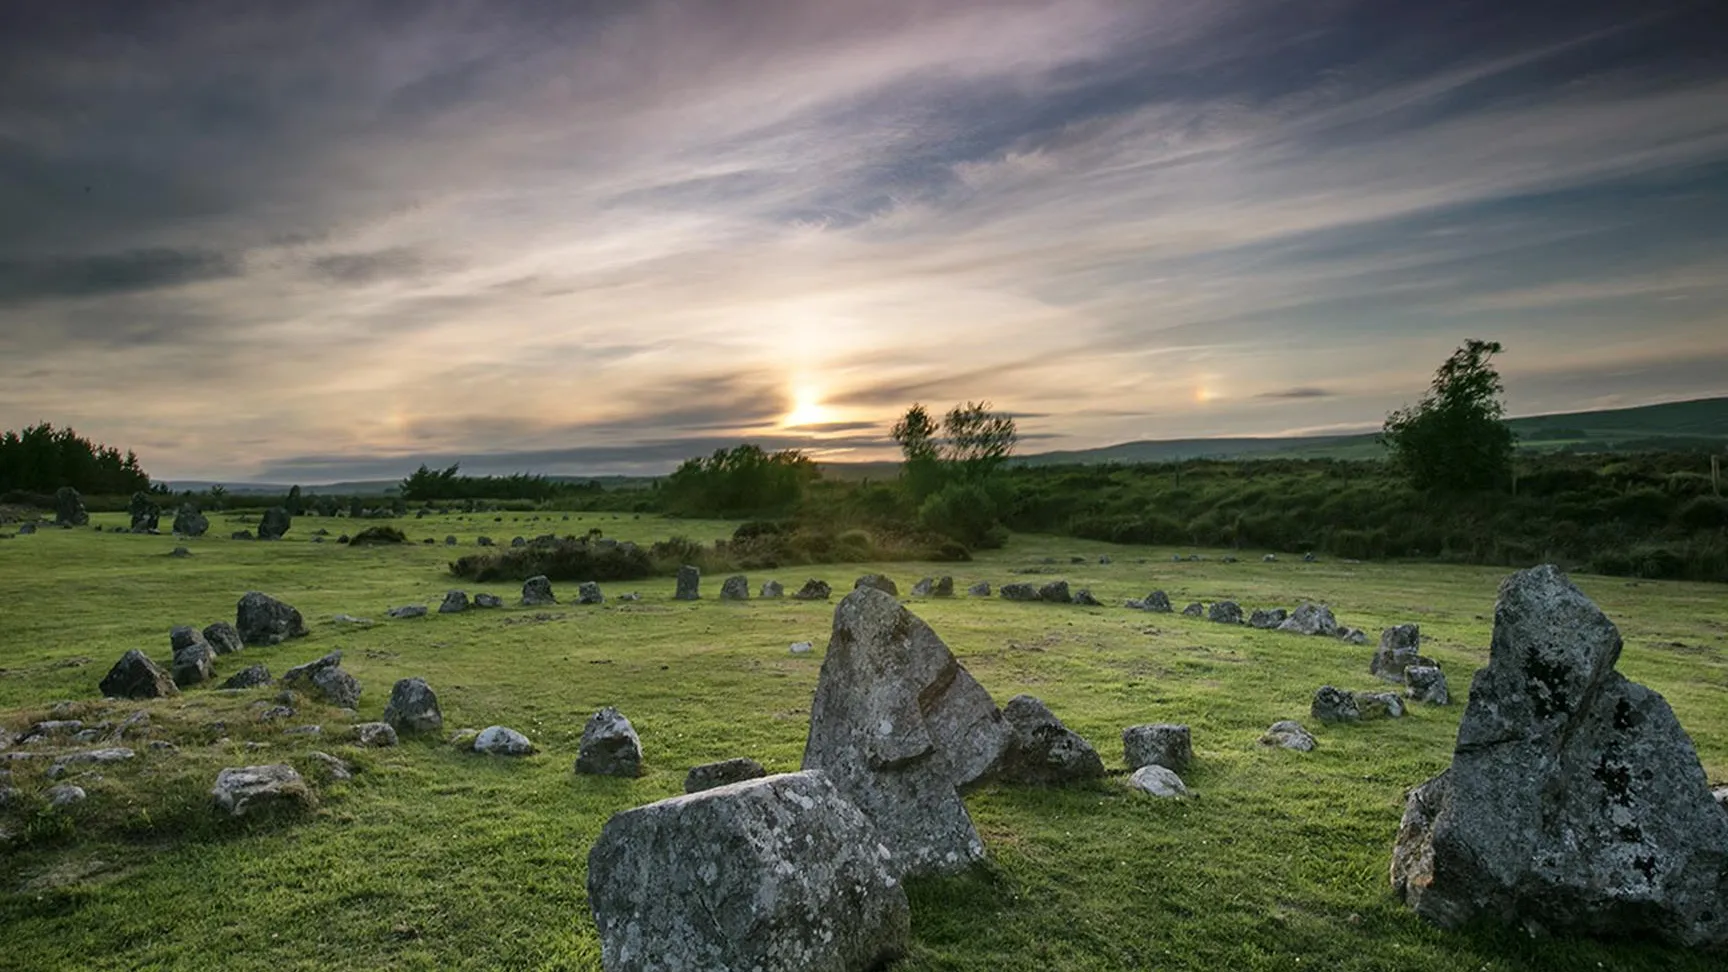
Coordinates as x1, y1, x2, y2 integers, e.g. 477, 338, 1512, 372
450, 536, 655, 583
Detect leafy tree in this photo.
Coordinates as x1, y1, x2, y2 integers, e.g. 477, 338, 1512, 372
943, 401, 1018, 483
891, 403, 944, 500
662, 445, 819, 517
0, 422, 151, 494
1381, 339, 1515, 492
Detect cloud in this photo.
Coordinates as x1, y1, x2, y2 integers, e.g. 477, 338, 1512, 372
307, 247, 452, 285
1256, 387, 1335, 400
0, 248, 242, 304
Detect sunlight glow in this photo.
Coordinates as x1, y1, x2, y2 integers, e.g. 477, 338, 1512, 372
784, 388, 835, 427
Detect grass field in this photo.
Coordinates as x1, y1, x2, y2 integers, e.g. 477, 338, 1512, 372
2, 511, 1725, 971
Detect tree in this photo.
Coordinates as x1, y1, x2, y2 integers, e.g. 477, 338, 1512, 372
891, 403, 944, 500
661, 445, 819, 517
943, 401, 1018, 483
1381, 339, 1515, 492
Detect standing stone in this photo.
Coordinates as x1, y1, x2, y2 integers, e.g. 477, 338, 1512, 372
128, 492, 159, 532
1208, 601, 1244, 624
387, 604, 428, 619
1037, 580, 1072, 603
1128, 764, 1189, 797
932, 576, 955, 597
576, 707, 643, 777
54, 486, 88, 526
1123, 724, 1193, 772
1390, 565, 1728, 946
719, 575, 749, 601
967, 581, 991, 597
578, 581, 605, 605
1181, 602, 1204, 617
1248, 607, 1288, 629
854, 574, 898, 596
382, 677, 443, 734
169, 625, 204, 652
521, 575, 556, 605
1372, 624, 1436, 682
99, 649, 179, 699
257, 506, 292, 540
1355, 691, 1406, 719
1312, 686, 1360, 723
999, 583, 1040, 602
1072, 588, 1102, 606
792, 578, 832, 601
221, 664, 273, 690
1279, 602, 1339, 636
444, 535, 457, 546
684, 757, 768, 794
172, 640, 215, 687
281, 650, 362, 708
1128, 590, 1173, 613
172, 504, 209, 537
1405, 666, 1451, 705
236, 592, 308, 646
211, 765, 314, 817
802, 588, 1010, 877
674, 565, 701, 601
586, 771, 910, 972
759, 579, 785, 598
909, 577, 935, 597
997, 695, 1105, 785
1260, 720, 1318, 752
439, 591, 470, 614
202, 622, 243, 655
474, 593, 504, 609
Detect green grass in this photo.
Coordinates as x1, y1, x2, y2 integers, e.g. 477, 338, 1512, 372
1, 512, 1725, 971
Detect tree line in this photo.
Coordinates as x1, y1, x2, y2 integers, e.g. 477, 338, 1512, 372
0, 422, 152, 496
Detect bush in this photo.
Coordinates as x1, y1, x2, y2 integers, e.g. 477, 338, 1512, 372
451, 538, 654, 583
917, 481, 1004, 548
349, 526, 408, 546
1677, 495, 1728, 530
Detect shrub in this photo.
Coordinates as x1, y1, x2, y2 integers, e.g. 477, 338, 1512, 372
451, 538, 654, 583
917, 481, 1003, 548
349, 526, 407, 546
1677, 495, 1728, 531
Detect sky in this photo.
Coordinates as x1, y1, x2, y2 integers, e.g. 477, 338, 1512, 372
1, 0, 1725, 483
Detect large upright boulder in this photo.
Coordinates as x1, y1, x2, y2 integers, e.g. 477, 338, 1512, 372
257, 506, 292, 540
1279, 602, 1338, 636
172, 503, 209, 537
128, 492, 159, 532
1390, 566, 1728, 946
236, 592, 308, 646
1372, 624, 1435, 682
99, 649, 179, 699
587, 771, 910, 972
382, 677, 443, 734
202, 621, 243, 656
54, 486, 88, 526
674, 565, 700, 601
577, 707, 643, 777
801, 588, 1010, 877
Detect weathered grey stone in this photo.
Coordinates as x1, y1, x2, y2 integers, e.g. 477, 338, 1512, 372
999, 583, 1040, 602
231, 530, 254, 540
790, 641, 814, 655
1339, 627, 1368, 645
1128, 764, 1189, 798
578, 581, 605, 605
444, 535, 457, 546
1248, 607, 1288, 629
17, 523, 36, 535
1072, 588, 1102, 606
305, 751, 351, 780
1312, 686, 1360, 723
202, 621, 242, 656
997, 695, 1104, 785
172, 640, 215, 687
473, 593, 504, 609
576, 707, 643, 777
54, 486, 88, 526
1405, 666, 1451, 705
47, 783, 87, 807
169, 625, 204, 652
1355, 691, 1406, 719
759, 579, 785, 598
932, 576, 955, 597
1372, 624, 1436, 681
439, 591, 470, 614
257, 506, 292, 540
587, 771, 910, 972
280, 651, 362, 708
1391, 565, 1728, 946
521, 575, 556, 605
258, 705, 295, 723
792, 578, 832, 600
801, 589, 1010, 877
1123, 724, 1192, 772
1260, 720, 1318, 752
236, 592, 308, 646
967, 581, 991, 597
129, 492, 159, 532
477, 536, 494, 547
1208, 600, 1244, 624
1263, 554, 1277, 562
674, 565, 701, 601
909, 577, 934, 597
221, 664, 273, 690
1181, 602, 1204, 617
511, 536, 526, 547
351, 722, 398, 747
387, 604, 428, 619
99, 650, 178, 700
684, 757, 768, 794
1128, 590, 1173, 613
854, 574, 898, 596
382, 677, 442, 734
1279, 602, 1339, 636
172, 504, 209, 537
472, 725, 535, 756
1303, 552, 1317, 562
1037, 580, 1071, 603
47, 748, 135, 779
211, 764, 314, 816
719, 575, 749, 601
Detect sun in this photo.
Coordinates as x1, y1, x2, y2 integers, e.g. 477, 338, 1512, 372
784, 388, 834, 427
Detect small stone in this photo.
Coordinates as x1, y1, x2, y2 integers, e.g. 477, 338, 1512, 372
1311, 686, 1360, 723
202, 622, 243, 656
967, 581, 991, 597
577, 581, 604, 605
236, 592, 309, 646
169, 546, 191, 558
789, 641, 813, 655
48, 748, 135, 779
472, 725, 535, 756
382, 677, 443, 734
759, 579, 785, 598
1128, 764, 1189, 797
351, 722, 399, 747
1181, 602, 1204, 617
1072, 588, 1102, 606
473, 593, 504, 609
791, 578, 832, 600
387, 604, 428, 619
1263, 554, 1277, 562
222, 664, 274, 690
1128, 591, 1173, 613
306, 751, 352, 780
438, 591, 470, 614
521, 575, 556, 606
172, 641, 215, 687
854, 574, 898, 596
1000, 583, 1040, 601
1355, 691, 1406, 719
259, 705, 295, 722
1248, 608, 1287, 629
1208, 600, 1244, 624
576, 707, 642, 777
1404, 666, 1451, 705
1037, 580, 1072, 603
211, 764, 314, 816
1123, 724, 1192, 772
933, 576, 955, 597
47, 784, 87, 807
99, 650, 179, 700
910, 577, 935, 597
1279, 602, 1339, 637
719, 575, 749, 600
683, 757, 767, 793
998, 695, 1105, 784
1260, 720, 1317, 752
1338, 627, 1368, 645
445, 535, 457, 546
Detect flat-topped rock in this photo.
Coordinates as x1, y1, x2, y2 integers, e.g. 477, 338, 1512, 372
1123, 724, 1192, 772
212, 764, 314, 817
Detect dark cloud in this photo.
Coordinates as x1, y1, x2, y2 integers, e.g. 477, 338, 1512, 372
308, 247, 448, 285
0, 248, 242, 304
1257, 387, 1335, 400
